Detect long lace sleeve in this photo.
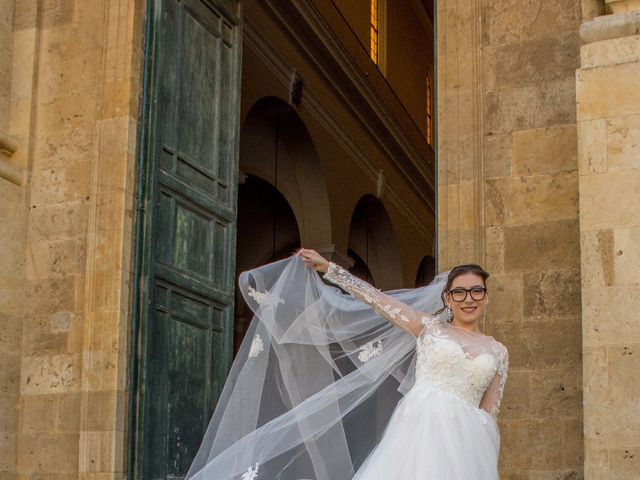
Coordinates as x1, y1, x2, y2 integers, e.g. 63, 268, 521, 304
479, 344, 509, 419
322, 262, 432, 337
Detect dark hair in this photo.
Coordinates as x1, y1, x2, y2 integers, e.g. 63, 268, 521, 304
435, 264, 490, 315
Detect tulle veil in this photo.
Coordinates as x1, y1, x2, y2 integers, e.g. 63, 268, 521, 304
185, 254, 449, 480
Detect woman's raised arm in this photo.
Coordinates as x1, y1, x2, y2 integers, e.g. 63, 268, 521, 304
298, 248, 431, 337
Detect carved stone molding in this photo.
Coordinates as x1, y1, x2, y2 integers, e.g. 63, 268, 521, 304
606, 0, 640, 14
581, 9, 640, 43
0, 130, 23, 186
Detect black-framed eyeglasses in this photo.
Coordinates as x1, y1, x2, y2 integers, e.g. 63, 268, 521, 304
447, 287, 487, 302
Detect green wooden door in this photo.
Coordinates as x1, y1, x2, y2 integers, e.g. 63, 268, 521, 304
134, 0, 242, 478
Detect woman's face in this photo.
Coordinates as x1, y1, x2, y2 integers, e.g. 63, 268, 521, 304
445, 272, 488, 325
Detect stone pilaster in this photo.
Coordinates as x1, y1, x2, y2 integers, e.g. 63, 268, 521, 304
577, 6, 640, 479
437, 0, 584, 477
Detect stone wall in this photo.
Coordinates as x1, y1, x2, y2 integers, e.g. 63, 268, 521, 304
437, 0, 584, 478
0, 0, 144, 478
577, 3, 640, 478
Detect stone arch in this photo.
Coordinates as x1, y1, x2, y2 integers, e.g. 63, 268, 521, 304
234, 174, 301, 353
239, 96, 332, 248
415, 255, 436, 287
348, 195, 403, 290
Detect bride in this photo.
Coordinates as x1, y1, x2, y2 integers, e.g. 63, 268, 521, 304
186, 248, 509, 480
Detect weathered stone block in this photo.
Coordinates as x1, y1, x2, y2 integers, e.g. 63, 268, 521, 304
0, 238, 26, 281
580, 229, 614, 290
530, 368, 582, 419
29, 161, 92, 206
513, 125, 578, 175
523, 268, 582, 319
583, 285, 640, 347
87, 310, 120, 353
20, 354, 81, 395
584, 447, 608, 479
504, 220, 581, 272
32, 125, 95, 169
579, 170, 640, 230
16, 433, 79, 473
485, 226, 505, 273
78, 430, 124, 473
577, 118, 608, 175
484, 133, 512, 179
500, 369, 531, 420
56, 394, 82, 434
591, 344, 640, 447
500, 419, 564, 470
577, 62, 640, 121
562, 418, 585, 468
607, 447, 640, 479
25, 239, 86, 281
0, 352, 20, 395
486, 272, 524, 322
485, 0, 581, 46
489, 315, 582, 369
0, 432, 16, 472
38, 53, 98, 107
580, 34, 640, 69
486, 173, 579, 227
485, 78, 577, 134
0, 391, 18, 432
494, 31, 580, 88
613, 227, 640, 286
21, 315, 68, 356
25, 277, 76, 317
28, 200, 89, 243
39, 0, 75, 28
607, 113, 640, 172
82, 351, 121, 392
19, 394, 57, 434
0, 313, 22, 354
84, 391, 120, 432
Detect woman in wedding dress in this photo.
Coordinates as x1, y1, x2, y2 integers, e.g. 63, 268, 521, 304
299, 248, 509, 479
186, 248, 509, 480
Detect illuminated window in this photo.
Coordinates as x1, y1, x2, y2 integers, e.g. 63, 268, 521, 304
426, 74, 432, 146
370, 0, 378, 64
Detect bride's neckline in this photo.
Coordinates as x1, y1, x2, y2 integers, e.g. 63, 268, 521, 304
447, 323, 492, 338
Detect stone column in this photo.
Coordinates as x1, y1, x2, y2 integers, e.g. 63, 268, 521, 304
577, 3, 640, 478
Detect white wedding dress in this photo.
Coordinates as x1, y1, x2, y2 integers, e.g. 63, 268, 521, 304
322, 262, 509, 480
186, 257, 509, 480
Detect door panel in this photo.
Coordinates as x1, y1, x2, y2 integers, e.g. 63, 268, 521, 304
135, 0, 242, 478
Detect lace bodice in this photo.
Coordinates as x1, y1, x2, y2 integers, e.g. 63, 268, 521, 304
324, 262, 509, 418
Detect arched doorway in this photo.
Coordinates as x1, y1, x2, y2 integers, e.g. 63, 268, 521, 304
239, 96, 332, 247
234, 174, 300, 353
348, 195, 403, 290
415, 255, 436, 287
235, 96, 331, 352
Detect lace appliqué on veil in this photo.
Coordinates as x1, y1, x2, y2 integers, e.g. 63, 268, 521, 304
247, 287, 285, 308
358, 340, 383, 363
240, 462, 259, 480
248, 334, 264, 358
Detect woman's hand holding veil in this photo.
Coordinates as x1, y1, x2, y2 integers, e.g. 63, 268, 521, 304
297, 248, 329, 273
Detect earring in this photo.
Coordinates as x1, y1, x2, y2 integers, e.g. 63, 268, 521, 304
446, 305, 453, 323
482, 304, 488, 322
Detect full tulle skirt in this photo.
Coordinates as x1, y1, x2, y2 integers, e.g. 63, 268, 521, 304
352, 382, 500, 480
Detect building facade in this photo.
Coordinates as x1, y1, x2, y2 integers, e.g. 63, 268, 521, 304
0, 0, 638, 479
